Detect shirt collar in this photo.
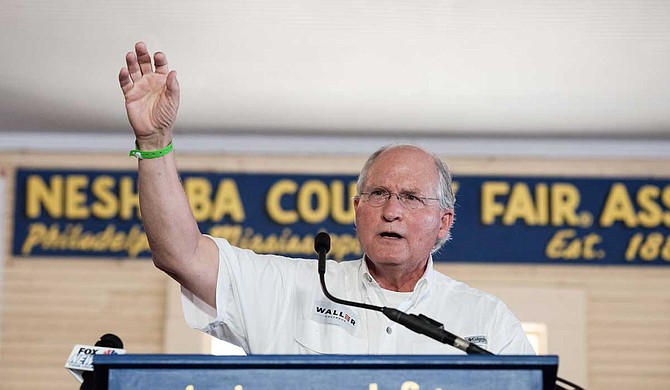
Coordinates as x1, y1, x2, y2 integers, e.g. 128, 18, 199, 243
359, 254, 434, 305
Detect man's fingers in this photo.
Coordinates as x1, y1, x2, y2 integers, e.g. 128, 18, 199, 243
154, 52, 169, 75
166, 70, 180, 100
135, 42, 154, 75
119, 68, 133, 94
126, 52, 142, 83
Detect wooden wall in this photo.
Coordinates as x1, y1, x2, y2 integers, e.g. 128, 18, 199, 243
0, 150, 668, 390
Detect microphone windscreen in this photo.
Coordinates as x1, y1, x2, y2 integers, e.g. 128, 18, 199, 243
314, 232, 331, 254
95, 334, 123, 349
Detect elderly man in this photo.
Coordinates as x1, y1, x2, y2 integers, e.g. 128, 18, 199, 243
119, 42, 534, 355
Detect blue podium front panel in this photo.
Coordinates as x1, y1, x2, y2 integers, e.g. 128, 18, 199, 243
95, 354, 558, 390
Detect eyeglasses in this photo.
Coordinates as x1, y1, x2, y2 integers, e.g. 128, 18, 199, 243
358, 188, 440, 210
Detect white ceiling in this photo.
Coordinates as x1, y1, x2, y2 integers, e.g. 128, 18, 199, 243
1, 0, 669, 140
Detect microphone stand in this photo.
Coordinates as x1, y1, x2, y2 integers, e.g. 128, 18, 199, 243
314, 232, 585, 389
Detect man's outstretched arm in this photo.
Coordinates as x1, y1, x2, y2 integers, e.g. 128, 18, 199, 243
119, 42, 218, 308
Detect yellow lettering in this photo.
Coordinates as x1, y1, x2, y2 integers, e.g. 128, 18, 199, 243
548, 230, 581, 259
64, 175, 89, 219
127, 226, 150, 257
535, 183, 549, 225
639, 232, 664, 261
550, 183, 580, 226
546, 229, 577, 259
480, 182, 508, 225
664, 186, 670, 227
212, 179, 245, 222
582, 233, 603, 259
184, 177, 212, 221
599, 183, 637, 227
502, 183, 537, 226
20, 223, 149, 257
21, 223, 47, 255
26, 175, 63, 218
482, 182, 581, 227
91, 176, 118, 219
208, 225, 361, 261
266, 179, 299, 225
298, 180, 329, 224
563, 239, 582, 259
330, 181, 356, 224
637, 185, 662, 228
400, 381, 420, 390
545, 229, 603, 260
119, 177, 140, 220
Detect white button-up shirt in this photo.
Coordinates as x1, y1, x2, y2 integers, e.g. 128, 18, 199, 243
182, 237, 535, 355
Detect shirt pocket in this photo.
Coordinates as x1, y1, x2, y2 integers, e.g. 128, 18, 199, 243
294, 318, 367, 354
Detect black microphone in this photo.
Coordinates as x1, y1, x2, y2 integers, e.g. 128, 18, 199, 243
315, 231, 330, 275
314, 232, 491, 355
80, 334, 124, 390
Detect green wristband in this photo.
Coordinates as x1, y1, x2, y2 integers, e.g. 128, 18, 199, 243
129, 142, 174, 159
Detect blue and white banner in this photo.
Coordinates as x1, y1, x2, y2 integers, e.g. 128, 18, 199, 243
12, 169, 670, 266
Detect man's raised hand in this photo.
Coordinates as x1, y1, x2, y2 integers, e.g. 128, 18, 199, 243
118, 42, 180, 149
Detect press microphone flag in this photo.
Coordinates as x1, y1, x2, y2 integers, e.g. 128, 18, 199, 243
65, 334, 125, 383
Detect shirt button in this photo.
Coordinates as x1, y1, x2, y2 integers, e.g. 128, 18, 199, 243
386, 326, 392, 334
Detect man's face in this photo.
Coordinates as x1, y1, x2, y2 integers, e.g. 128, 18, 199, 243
354, 147, 454, 274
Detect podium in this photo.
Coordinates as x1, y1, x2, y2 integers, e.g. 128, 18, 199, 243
93, 355, 558, 390
94, 354, 558, 390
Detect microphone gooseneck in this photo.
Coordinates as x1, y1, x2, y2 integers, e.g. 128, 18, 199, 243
315, 232, 380, 312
